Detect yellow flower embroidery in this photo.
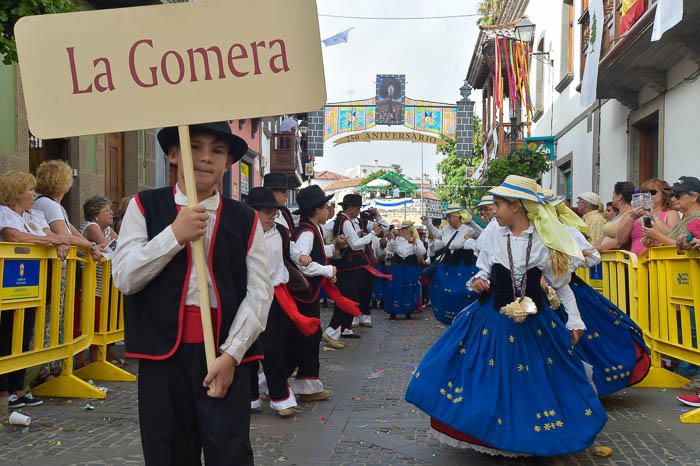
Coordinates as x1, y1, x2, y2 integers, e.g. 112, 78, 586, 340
517, 364, 525, 372
544, 423, 552, 431
455, 388, 463, 394
556, 420, 564, 428
543, 411, 549, 418
453, 397, 463, 403
458, 341, 463, 346
534, 425, 541, 432
536, 412, 542, 419
618, 364, 623, 369
551, 321, 557, 328
448, 381, 453, 388
489, 359, 495, 367
497, 417, 503, 425
625, 371, 631, 377
585, 408, 592, 416
606, 377, 612, 382
415, 372, 420, 378
459, 348, 467, 355
614, 320, 621, 326
440, 388, 446, 395
587, 335, 593, 340
537, 329, 543, 336
605, 368, 610, 373
482, 329, 489, 336
447, 393, 453, 400
547, 357, 553, 365
594, 331, 600, 338
548, 410, 556, 417
509, 335, 515, 343
613, 374, 619, 380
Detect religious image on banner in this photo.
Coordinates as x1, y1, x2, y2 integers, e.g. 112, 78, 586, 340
376, 74, 405, 125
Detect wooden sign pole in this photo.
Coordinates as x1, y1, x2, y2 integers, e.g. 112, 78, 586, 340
177, 125, 217, 370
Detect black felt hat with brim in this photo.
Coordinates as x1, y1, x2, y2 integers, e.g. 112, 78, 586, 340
339, 193, 363, 208
264, 173, 292, 190
293, 185, 334, 215
157, 122, 248, 163
246, 187, 286, 210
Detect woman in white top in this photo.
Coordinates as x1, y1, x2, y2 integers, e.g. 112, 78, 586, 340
0, 171, 71, 412
32, 160, 103, 260
383, 222, 426, 320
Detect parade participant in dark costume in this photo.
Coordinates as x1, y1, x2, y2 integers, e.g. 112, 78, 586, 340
406, 175, 606, 457
113, 122, 273, 466
264, 172, 297, 231
423, 206, 479, 325
245, 187, 321, 417
323, 194, 388, 346
543, 194, 651, 396
384, 222, 426, 319
290, 186, 360, 392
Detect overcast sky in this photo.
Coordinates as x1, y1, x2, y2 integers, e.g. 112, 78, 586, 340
314, 0, 482, 180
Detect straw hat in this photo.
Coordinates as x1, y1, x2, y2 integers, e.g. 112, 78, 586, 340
539, 188, 565, 206
399, 220, 415, 229
489, 175, 541, 203
444, 204, 464, 215
476, 195, 494, 207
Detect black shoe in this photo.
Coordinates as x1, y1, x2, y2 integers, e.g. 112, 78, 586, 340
406, 314, 412, 320
389, 314, 396, 320
341, 332, 361, 339
20, 393, 44, 407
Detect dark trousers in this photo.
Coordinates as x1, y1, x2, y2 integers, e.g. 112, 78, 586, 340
287, 300, 321, 380
0, 309, 36, 393
329, 268, 371, 330
138, 344, 253, 466
261, 299, 295, 401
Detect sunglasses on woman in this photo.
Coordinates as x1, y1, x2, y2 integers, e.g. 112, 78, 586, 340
641, 189, 658, 196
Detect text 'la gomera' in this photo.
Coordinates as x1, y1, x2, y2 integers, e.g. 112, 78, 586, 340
67, 38, 291, 94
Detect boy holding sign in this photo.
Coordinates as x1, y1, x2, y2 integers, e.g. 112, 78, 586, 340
112, 122, 273, 465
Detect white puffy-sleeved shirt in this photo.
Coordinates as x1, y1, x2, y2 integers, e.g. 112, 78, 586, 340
293, 223, 335, 278
264, 226, 289, 287
567, 227, 601, 269
472, 225, 585, 331
475, 218, 501, 254
424, 221, 477, 251
387, 237, 427, 259
111, 184, 273, 363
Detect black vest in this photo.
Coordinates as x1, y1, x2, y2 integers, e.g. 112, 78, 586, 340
280, 206, 295, 230
489, 263, 546, 311
332, 214, 371, 270
124, 186, 257, 360
292, 220, 326, 303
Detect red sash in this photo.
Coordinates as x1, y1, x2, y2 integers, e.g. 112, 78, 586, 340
321, 279, 362, 316
182, 306, 219, 344
274, 285, 320, 337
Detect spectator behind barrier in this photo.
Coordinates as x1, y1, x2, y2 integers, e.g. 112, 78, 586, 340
576, 192, 606, 245
113, 195, 134, 234
617, 179, 681, 256
33, 160, 103, 260
0, 171, 60, 414
0, 171, 70, 257
643, 177, 700, 248
604, 202, 618, 221
597, 181, 635, 252
80, 196, 119, 251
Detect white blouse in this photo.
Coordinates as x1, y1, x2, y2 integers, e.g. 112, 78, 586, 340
387, 237, 426, 259
0, 206, 49, 238
264, 226, 289, 287
473, 225, 585, 330
424, 222, 477, 251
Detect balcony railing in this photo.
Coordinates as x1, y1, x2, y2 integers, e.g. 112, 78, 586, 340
270, 132, 298, 173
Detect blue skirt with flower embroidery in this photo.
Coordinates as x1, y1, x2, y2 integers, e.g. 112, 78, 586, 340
428, 264, 478, 325
405, 295, 607, 456
383, 261, 421, 315
554, 276, 651, 396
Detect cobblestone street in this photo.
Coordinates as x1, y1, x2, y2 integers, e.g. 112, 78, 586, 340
2, 306, 700, 466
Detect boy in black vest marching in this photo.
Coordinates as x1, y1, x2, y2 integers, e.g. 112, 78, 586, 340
113, 122, 273, 466
263, 172, 297, 230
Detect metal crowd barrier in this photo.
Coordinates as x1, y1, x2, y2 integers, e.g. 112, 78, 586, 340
0, 243, 132, 399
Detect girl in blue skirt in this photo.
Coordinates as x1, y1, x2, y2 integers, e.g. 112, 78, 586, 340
384, 222, 425, 319
406, 175, 607, 457
543, 194, 651, 396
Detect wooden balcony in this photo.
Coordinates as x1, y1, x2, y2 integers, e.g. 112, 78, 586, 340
270, 132, 298, 173
485, 122, 527, 158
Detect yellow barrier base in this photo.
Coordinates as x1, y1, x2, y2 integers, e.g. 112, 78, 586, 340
74, 360, 136, 382
32, 374, 107, 399
634, 367, 690, 389
680, 407, 700, 424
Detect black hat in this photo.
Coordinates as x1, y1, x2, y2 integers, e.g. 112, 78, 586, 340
157, 122, 248, 162
264, 173, 291, 190
672, 176, 700, 194
246, 187, 286, 210
339, 194, 363, 208
293, 185, 334, 215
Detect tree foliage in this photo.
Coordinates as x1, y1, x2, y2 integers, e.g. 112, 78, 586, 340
1, 0, 77, 65
477, 0, 504, 26
481, 146, 551, 189
436, 116, 483, 205
390, 164, 403, 175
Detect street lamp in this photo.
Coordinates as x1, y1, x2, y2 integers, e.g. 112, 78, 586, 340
514, 17, 535, 44
459, 81, 472, 100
